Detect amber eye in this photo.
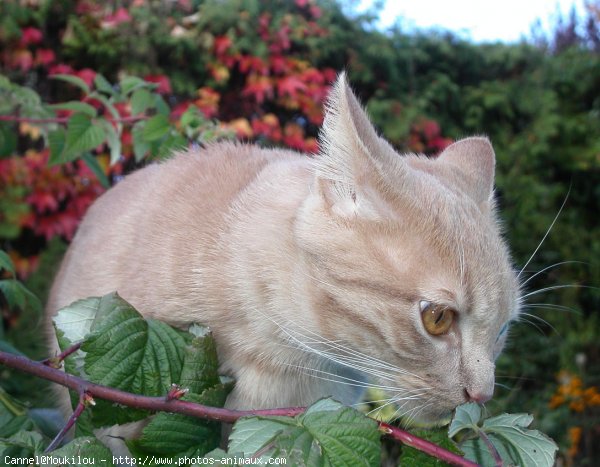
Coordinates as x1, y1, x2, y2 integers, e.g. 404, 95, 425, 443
420, 301, 456, 336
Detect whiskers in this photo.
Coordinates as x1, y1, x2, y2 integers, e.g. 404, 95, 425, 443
252, 307, 433, 423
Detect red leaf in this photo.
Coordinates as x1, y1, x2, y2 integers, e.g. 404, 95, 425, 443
145, 74, 172, 94
35, 49, 56, 67
242, 75, 273, 103
49, 63, 74, 75
76, 68, 97, 88
277, 75, 307, 99
214, 35, 232, 56
101, 7, 133, 28
20, 27, 43, 46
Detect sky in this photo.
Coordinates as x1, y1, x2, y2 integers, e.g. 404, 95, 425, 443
356, 0, 586, 43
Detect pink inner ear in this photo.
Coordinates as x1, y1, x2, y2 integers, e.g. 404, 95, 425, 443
438, 137, 496, 204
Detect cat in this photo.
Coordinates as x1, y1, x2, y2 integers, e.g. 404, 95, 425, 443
47, 72, 521, 425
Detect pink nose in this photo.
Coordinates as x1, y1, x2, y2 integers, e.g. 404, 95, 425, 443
464, 388, 493, 404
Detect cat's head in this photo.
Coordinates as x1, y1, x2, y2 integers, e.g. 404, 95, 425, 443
294, 73, 521, 424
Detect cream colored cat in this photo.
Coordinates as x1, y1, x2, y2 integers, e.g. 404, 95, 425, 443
47, 73, 520, 424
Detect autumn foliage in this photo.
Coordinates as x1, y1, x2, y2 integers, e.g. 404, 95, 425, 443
1, 0, 600, 464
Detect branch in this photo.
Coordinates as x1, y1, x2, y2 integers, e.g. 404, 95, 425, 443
379, 423, 479, 467
42, 341, 82, 368
0, 350, 478, 467
44, 390, 88, 453
0, 115, 147, 125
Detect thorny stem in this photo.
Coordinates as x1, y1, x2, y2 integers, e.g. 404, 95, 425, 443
379, 423, 479, 467
0, 350, 479, 467
42, 342, 82, 368
0, 115, 147, 124
43, 390, 88, 453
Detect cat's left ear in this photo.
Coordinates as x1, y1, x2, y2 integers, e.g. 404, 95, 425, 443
313, 72, 410, 219
437, 137, 496, 205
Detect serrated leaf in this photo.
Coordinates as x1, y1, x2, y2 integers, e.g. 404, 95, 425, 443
482, 414, 558, 467
399, 429, 462, 467
297, 401, 381, 466
53, 296, 101, 376
448, 403, 482, 438
131, 88, 154, 115
97, 118, 121, 165
51, 74, 90, 94
46, 437, 115, 466
132, 121, 149, 161
0, 250, 15, 275
157, 133, 186, 159
0, 123, 17, 157
120, 76, 149, 95
450, 405, 558, 467
0, 430, 46, 459
142, 114, 170, 141
229, 417, 292, 456
63, 113, 106, 161
0, 279, 41, 312
94, 74, 115, 95
48, 128, 66, 166
238, 399, 381, 466
82, 153, 110, 188
88, 91, 119, 119
130, 389, 226, 456
50, 101, 97, 117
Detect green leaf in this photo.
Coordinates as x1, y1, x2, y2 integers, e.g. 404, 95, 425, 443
94, 74, 115, 95
0, 123, 17, 157
51, 74, 91, 94
0, 251, 15, 276
82, 153, 110, 188
129, 384, 230, 457
131, 88, 154, 115
229, 417, 292, 456
0, 279, 41, 312
142, 114, 170, 141
120, 76, 150, 95
230, 399, 381, 466
448, 403, 482, 439
63, 113, 106, 161
97, 118, 121, 165
450, 404, 558, 467
0, 430, 46, 459
399, 429, 462, 467
46, 437, 115, 466
88, 91, 120, 120
132, 121, 149, 161
50, 101, 97, 117
48, 128, 66, 166
157, 133, 186, 159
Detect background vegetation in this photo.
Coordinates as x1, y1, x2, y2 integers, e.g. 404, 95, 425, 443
0, 0, 598, 464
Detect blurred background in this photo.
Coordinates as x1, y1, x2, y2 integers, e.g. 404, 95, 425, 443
0, 0, 598, 464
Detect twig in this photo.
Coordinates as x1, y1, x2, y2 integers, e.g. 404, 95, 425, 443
0, 115, 147, 125
379, 422, 479, 467
42, 342, 82, 368
44, 390, 89, 453
0, 350, 478, 467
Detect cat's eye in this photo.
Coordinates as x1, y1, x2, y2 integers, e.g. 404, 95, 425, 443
420, 301, 455, 336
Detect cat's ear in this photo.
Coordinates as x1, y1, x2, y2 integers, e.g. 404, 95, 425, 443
313, 72, 402, 219
437, 137, 496, 204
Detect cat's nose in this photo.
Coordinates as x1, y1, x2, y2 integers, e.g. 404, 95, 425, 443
464, 387, 493, 404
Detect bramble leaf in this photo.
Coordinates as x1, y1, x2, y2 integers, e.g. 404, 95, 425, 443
449, 404, 558, 467
51, 74, 91, 94
50, 101, 97, 117
62, 113, 106, 161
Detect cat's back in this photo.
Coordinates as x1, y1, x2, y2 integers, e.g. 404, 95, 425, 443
47, 142, 304, 320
